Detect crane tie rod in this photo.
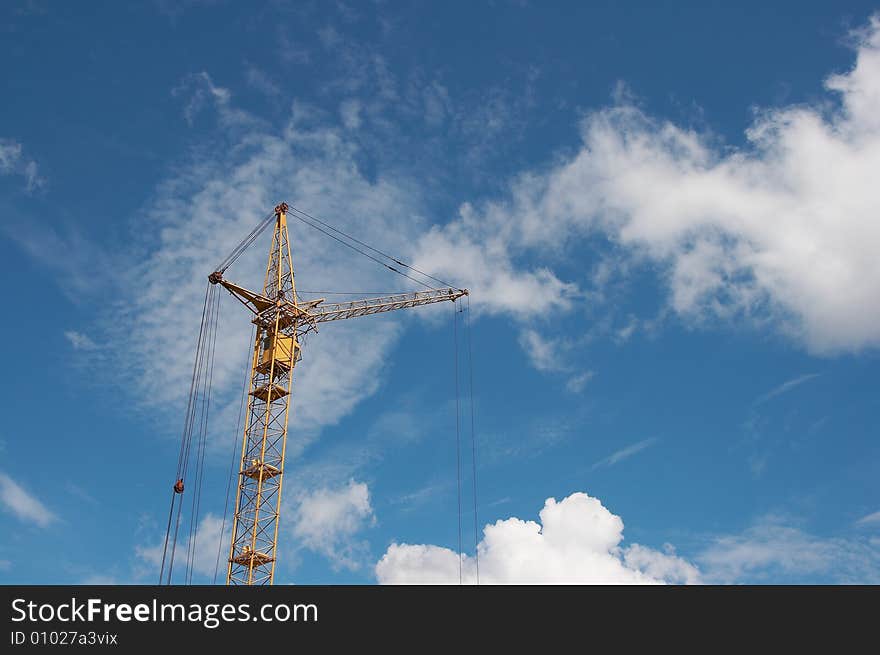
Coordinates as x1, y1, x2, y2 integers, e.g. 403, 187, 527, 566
214, 210, 276, 273
210, 202, 461, 292
286, 211, 434, 290
285, 204, 457, 290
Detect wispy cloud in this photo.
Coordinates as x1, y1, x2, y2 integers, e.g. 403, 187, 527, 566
699, 516, 880, 583
0, 137, 44, 192
244, 64, 281, 98
387, 480, 452, 510
518, 329, 567, 372
565, 371, 594, 393
518, 329, 592, 392
856, 511, 880, 527
592, 438, 658, 470
754, 373, 821, 406
64, 331, 99, 351
0, 472, 56, 527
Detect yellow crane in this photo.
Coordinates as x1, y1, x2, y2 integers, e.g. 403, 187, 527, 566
194, 202, 467, 585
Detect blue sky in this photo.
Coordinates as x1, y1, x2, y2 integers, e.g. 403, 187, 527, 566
1, 1, 879, 584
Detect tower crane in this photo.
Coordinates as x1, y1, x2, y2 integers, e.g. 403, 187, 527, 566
197, 202, 467, 585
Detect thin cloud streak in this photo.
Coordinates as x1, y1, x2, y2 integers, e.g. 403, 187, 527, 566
592, 437, 658, 470
754, 373, 821, 406
0, 472, 56, 527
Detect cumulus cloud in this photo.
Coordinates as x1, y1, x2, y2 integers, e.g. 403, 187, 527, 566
418, 16, 880, 354
292, 480, 375, 570
0, 472, 56, 527
376, 491, 700, 584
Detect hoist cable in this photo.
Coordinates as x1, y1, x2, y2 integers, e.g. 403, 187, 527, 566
453, 300, 463, 584
161, 283, 223, 585
287, 205, 456, 289
197, 290, 222, 580
215, 211, 276, 273
157, 490, 177, 584
174, 288, 212, 584
160, 283, 212, 584
186, 286, 220, 584
175, 285, 211, 475
165, 478, 185, 584
288, 211, 438, 291
466, 294, 479, 584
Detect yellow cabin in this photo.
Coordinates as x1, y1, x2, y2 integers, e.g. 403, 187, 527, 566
258, 333, 299, 373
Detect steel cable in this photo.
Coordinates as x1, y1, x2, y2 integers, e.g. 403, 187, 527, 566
286, 205, 456, 289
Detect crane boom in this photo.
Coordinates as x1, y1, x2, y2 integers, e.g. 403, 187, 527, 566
214, 279, 466, 327
210, 202, 467, 585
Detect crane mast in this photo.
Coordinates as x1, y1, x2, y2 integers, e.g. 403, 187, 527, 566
210, 202, 467, 585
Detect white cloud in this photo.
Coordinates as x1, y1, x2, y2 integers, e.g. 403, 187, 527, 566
754, 373, 820, 405
518, 329, 568, 372
565, 371, 594, 393
0, 141, 21, 172
412, 214, 581, 317
624, 543, 702, 585
0, 138, 44, 192
422, 81, 451, 127
172, 72, 245, 126
376, 491, 699, 584
421, 15, 880, 354
698, 517, 880, 583
291, 480, 375, 570
517, 329, 592, 391
245, 65, 281, 98
0, 472, 56, 527
64, 330, 99, 351
339, 98, 362, 129
855, 511, 880, 527
591, 437, 658, 470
